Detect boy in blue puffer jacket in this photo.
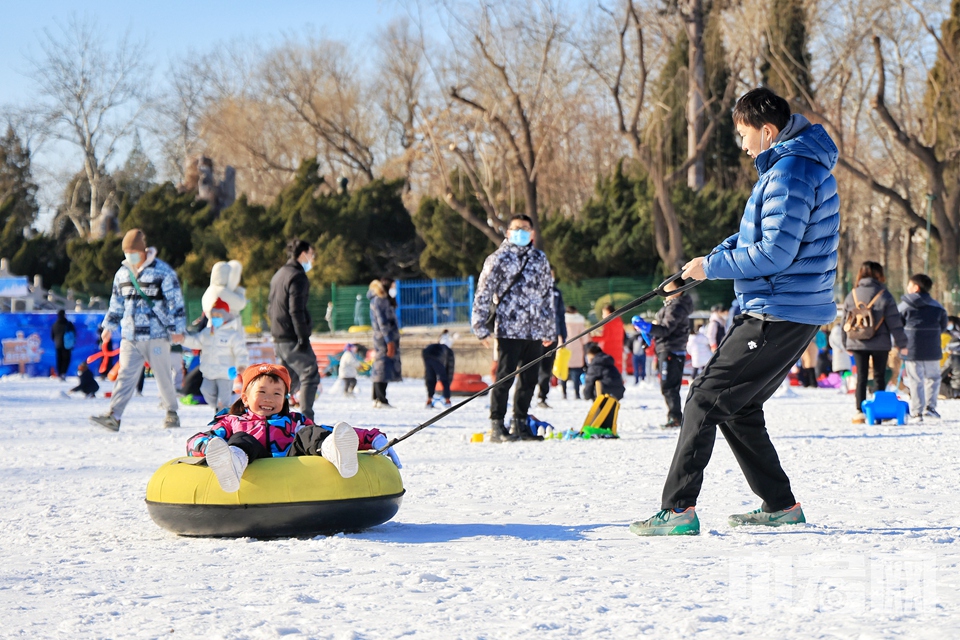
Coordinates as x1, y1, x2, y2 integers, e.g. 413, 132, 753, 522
632, 88, 840, 536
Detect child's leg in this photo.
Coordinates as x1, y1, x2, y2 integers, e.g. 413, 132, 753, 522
199, 377, 218, 408
288, 423, 359, 478
216, 378, 233, 410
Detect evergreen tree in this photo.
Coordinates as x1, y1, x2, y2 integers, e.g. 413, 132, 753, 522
653, 4, 743, 188
0, 127, 39, 260
925, 0, 960, 170
413, 191, 492, 278
760, 0, 814, 111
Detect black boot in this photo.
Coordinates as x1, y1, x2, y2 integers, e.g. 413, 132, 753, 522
511, 416, 543, 441
489, 419, 517, 443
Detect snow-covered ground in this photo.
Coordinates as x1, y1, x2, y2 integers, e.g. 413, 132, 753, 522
1, 373, 957, 639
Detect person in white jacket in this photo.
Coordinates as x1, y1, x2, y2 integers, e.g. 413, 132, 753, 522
686, 326, 713, 379
181, 298, 249, 412
338, 344, 360, 395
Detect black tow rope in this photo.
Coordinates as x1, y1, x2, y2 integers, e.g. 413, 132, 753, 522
374, 272, 703, 453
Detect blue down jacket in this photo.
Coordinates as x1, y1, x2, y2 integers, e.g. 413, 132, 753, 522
702, 114, 840, 325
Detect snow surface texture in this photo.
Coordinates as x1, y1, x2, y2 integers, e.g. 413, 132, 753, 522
1, 374, 957, 638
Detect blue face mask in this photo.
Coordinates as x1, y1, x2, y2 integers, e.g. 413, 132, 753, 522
302, 261, 312, 273
125, 252, 142, 266
210, 317, 225, 329
509, 229, 532, 247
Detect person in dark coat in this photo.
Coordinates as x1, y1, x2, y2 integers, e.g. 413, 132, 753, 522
841, 261, 908, 423
942, 316, 960, 398
898, 273, 948, 420
422, 332, 455, 407
536, 272, 567, 408
583, 343, 625, 401
268, 238, 320, 421
369, 277, 401, 408
70, 362, 100, 398
50, 309, 76, 380
633, 279, 694, 427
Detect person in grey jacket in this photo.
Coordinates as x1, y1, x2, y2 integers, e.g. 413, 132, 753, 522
369, 277, 402, 408
472, 214, 555, 442
842, 261, 908, 423
898, 273, 948, 420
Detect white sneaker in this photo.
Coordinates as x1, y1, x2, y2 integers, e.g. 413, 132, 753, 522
321, 421, 360, 478
205, 437, 248, 492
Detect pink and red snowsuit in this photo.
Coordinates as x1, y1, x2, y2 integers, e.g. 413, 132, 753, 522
187, 410, 384, 459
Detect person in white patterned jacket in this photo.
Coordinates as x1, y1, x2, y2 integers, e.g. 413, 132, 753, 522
91, 229, 186, 432
472, 215, 556, 443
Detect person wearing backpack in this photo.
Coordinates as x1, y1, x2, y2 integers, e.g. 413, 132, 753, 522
50, 309, 76, 381
898, 273, 948, 420
841, 261, 907, 423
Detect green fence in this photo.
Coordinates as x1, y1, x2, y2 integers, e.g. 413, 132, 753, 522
58, 276, 736, 332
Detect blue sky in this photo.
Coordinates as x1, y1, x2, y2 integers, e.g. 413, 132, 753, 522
0, 1, 419, 226
0, 0, 412, 104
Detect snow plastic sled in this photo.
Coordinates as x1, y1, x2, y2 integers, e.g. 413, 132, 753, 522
860, 391, 909, 425
450, 373, 489, 396
146, 453, 404, 538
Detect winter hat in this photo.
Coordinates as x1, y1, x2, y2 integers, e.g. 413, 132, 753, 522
241, 363, 292, 394
211, 298, 230, 313
122, 229, 147, 253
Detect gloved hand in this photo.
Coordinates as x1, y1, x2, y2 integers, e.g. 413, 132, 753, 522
579, 372, 586, 385
632, 315, 652, 344
631, 315, 652, 333
386, 342, 397, 358
297, 338, 310, 352
371, 434, 402, 469
228, 367, 237, 380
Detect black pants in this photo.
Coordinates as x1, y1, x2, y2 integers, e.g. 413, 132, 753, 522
275, 341, 321, 420
661, 316, 819, 512
537, 341, 558, 401
373, 382, 389, 404
222, 424, 333, 462
659, 352, 685, 423
55, 348, 72, 377
561, 367, 583, 399
423, 357, 451, 399
851, 350, 889, 413
490, 338, 543, 421
343, 377, 357, 394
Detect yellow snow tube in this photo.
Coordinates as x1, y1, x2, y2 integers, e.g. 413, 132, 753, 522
146, 453, 404, 538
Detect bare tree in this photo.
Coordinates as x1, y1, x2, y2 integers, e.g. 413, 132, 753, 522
152, 54, 207, 183
261, 37, 378, 182
29, 15, 151, 238
578, 0, 738, 271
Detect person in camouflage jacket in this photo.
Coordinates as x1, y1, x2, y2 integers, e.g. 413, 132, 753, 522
90, 229, 186, 432
472, 215, 555, 442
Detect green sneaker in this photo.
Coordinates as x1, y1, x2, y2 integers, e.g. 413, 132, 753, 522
629, 507, 700, 536
728, 503, 805, 527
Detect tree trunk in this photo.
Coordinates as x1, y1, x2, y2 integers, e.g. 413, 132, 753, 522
650, 168, 686, 271
684, 0, 705, 190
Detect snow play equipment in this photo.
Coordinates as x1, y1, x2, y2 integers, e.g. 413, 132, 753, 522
146, 453, 404, 537
860, 391, 910, 425
450, 373, 489, 396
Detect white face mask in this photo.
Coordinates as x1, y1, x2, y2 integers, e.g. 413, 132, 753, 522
389, 286, 397, 298
125, 252, 142, 266
301, 261, 312, 273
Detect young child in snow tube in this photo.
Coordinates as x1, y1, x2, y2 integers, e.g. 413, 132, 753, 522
186, 363, 401, 492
